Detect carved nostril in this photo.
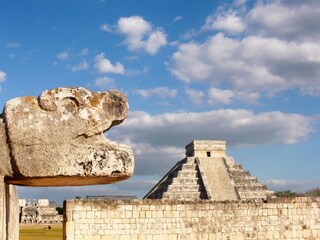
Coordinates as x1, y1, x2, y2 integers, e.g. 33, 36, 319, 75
59, 97, 79, 114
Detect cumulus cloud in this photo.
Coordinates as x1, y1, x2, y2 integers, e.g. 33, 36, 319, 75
134, 87, 177, 98
172, 0, 320, 102
202, 0, 320, 41
170, 33, 320, 96
207, 88, 260, 105
185, 88, 204, 105
94, 77, 115, 89
208, 88, 234, 105
245, 0, 320, 41
94, 53, 125, 74
117, 16, 167, 55
0, 71, 7, 82
71, 61, 89, 72
108, 110, 314, 175
57, 51, 69, 61
203, 11, 246, 34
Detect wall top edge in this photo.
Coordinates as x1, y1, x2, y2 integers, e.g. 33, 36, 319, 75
64, 197, 320, 205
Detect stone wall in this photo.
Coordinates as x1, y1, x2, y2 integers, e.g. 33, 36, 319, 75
64, 197, 320, 240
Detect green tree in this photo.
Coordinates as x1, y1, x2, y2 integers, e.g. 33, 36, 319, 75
275, 190, 301, 197
56, 207, 63, 215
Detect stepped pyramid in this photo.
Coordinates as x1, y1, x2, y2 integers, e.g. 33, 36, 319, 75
144, 140, 275, 201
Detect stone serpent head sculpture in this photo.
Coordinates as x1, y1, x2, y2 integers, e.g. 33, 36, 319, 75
0, 87, 134, 186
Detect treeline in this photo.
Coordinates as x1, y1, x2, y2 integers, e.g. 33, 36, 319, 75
276, 188, 320, 197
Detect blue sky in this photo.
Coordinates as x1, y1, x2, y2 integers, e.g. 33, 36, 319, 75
1, 0, 320, 205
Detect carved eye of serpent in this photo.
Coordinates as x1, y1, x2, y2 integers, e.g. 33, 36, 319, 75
59, 97, 79, 114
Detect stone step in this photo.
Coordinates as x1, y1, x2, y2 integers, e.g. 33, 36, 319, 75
162, 192, 201, 200
232, 175, 257, 181
172, 177, 198, 185
236, 185, 267, 191
181, 163, 197, 171
229, 170, 251, 177
167, 184, 200, 192
232, 177, 258, 185
185, 157, 196, 164
225, 161, 243, 170
177, 170, 198, 178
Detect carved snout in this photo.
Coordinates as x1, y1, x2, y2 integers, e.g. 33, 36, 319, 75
38, 87, 128, 136
2, 86, 134, 186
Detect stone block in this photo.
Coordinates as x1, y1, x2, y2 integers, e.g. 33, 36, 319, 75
2, 87, 134, 186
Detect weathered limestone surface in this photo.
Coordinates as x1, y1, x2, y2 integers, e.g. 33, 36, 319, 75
0, 87, 134, 240
144, 140, 274, 201
198, 157, 239, 201
65, 198, 320, 240
1, 87, 134, 186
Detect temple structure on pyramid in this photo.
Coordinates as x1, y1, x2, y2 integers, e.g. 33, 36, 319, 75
144, 140, 275, 201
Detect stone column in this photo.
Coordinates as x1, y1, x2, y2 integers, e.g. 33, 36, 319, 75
0, 177, 6, 240
0, 178, 19, 240
5, 184, 18, 240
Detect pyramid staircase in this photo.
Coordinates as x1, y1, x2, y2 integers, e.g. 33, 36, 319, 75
225, 156, 275, 200
144, 157, 209, 200
144, 140, 275, 201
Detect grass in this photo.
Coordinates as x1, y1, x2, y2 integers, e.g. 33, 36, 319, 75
19, 224, 63, 240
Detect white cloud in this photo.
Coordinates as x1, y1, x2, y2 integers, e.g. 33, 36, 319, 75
264, 179, 320, 192
185, 88, 204, 105
246, 0, 320, 42
100, 23, 112, 32
208, 88, 234, 105
134, 87, 177, 98
0, 71, 7, 82
207, 88, 260, 105
203, 11, 246, 34
108, 110, 314, 176
144, 31, 167, 55
71, 61, 89, 72
94, 53, 125, 74
170, 33, 320, 96
233, 0, 248, 7
5, 42, 22, 48
94, 77, 115, 89
57, 51, 69, 61
117, 16, 167, 55
174, 0, 320, 103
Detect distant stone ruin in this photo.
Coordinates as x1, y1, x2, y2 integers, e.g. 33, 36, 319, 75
19, 199, 62, 224
144, 140, 275, 201
0, 87, 134, 240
